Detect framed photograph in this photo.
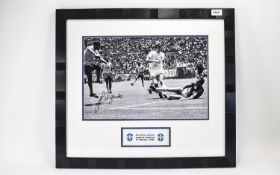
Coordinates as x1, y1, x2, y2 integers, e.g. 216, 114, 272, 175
56, 8, 236, 168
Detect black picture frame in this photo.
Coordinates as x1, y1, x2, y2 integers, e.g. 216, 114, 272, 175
56, 8, 236, 168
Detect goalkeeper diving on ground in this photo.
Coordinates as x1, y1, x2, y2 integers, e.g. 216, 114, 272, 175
154, 75, 205, 100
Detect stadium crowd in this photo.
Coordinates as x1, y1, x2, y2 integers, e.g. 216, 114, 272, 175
84, 36, 208, 74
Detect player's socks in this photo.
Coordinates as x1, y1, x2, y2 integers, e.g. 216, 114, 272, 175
162, 92, 167, 98
158, 92, 163, 98
150, 85, 156, 92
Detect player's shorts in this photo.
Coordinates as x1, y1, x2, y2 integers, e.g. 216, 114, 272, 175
84, 65, 94, 80
180, 89, 189, 98
136, 74, 144, 79
103, 72, 113, 80
150, 70, 165, 80
187, 88, 204, 99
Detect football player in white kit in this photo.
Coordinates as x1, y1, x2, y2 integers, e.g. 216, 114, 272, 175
146, 43, 167, 98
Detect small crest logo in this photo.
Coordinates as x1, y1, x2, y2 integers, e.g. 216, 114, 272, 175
157, 133, 164, 141
127, 133, 133, 141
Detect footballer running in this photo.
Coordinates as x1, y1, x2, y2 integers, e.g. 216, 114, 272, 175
146, 43, 167, 98
101, 57, 113, 93
131, 62, 145, 87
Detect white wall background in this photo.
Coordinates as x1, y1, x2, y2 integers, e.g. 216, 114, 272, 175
0, 0, 279, 174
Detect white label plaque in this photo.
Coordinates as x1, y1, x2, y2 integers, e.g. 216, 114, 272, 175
121, 127, 171, 147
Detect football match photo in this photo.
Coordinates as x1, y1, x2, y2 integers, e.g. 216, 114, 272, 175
82, 35, 208, 120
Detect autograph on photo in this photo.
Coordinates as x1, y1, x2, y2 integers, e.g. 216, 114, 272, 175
94, 91, 123, 113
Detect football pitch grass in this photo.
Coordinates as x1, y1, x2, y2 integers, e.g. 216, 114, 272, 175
83, 78, 208, 120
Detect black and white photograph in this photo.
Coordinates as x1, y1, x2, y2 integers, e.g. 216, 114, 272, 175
82, 35, 208, 120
